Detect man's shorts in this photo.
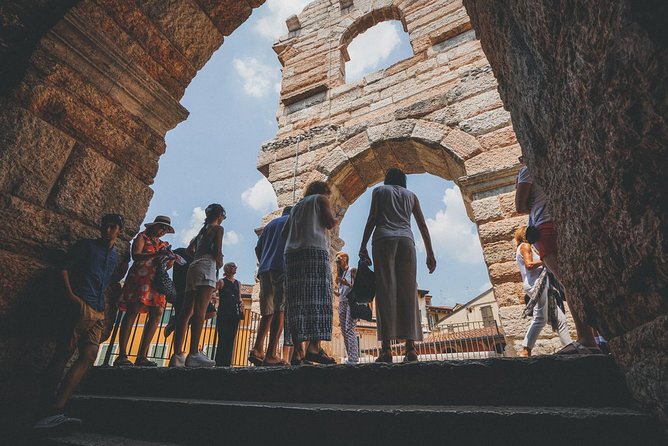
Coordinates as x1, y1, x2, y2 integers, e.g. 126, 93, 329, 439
534, 222, 558, 259
258, 271, 285, 316
70, 298, 105, 350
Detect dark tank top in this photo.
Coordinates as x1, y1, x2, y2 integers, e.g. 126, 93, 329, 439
217, 277, 240, 316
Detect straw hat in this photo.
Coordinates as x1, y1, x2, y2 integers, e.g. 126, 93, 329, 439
144, 215, 175, 234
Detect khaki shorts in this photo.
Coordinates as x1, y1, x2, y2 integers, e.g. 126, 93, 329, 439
258, 271, 285, 316
70, 298, 105, 350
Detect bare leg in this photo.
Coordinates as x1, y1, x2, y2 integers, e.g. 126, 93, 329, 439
542, 254, 597, 348
117, 305, 140, 358
51, 344, 98, 411
173, 295, 194, 356
263, 311, 285, 364
250, 314, 272, 360
189, 286, 213, 355
282, 345, 292, 361
136, 306, 164, 359
39, 339, 76, 411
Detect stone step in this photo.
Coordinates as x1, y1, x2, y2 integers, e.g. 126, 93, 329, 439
65, 395, 665, 445
41, 432, 182, 446
80, 355, 632, 408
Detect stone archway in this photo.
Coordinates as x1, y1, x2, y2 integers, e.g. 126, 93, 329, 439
0, 0, 267, 421
259, 0, 545, 355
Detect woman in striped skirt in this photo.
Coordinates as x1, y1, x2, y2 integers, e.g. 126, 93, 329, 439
282, 181, 339, 365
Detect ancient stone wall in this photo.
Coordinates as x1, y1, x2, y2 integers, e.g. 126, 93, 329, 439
0, 0, 265, 424
258, 0, 560, 354
463, 0, 667, 422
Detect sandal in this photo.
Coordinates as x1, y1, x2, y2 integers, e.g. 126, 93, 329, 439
248, 351, 264, 366
375, 350, 393, 364
113, 356, 133, 367
557, 341, 601, 355
304, 349, 336, 364
290, 357, 313, 366
135, 357, 157, 367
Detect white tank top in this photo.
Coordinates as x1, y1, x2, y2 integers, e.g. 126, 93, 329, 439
516, 244, 543, 292
284, 194, 329, 253
372, 185, 416, 242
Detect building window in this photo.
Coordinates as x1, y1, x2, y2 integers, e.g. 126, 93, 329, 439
481, 305, 494, 327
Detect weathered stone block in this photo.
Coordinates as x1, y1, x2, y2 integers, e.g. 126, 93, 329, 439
478, 215, 528, 244
464, 144, 521, 176
493, 281, 524, 307
442, 128, 481, 161
489, 261, 522, 285
0, 101, 75, 205
137, 0, 224, 70
49, 146, 153, 232
471, 196, 501, 222
482, 240, 515, 264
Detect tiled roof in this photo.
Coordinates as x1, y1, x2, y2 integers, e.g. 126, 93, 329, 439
240, 283, 254, 296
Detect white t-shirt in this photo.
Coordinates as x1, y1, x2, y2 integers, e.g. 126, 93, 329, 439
371, 185, 416, 242
517, 166, 552, 226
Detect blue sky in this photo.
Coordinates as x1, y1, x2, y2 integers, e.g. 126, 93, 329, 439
144, 0, 491, 307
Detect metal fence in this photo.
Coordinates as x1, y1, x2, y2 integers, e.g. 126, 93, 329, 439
96, 305, 285, 367
330, 320, 506, 363
97, 306, 505, 367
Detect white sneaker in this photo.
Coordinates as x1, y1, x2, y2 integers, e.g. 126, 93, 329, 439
185, 351, 215, 367
168, 352, 186, 368
33, 413, 82, 430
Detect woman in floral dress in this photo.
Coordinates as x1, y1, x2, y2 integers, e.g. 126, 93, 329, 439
114, 216, 174, 366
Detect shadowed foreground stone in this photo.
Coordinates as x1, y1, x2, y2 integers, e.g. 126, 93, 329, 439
463, 0, 667, 423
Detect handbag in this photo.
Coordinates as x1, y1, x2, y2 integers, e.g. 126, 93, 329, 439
153, 256, 177, 303
347, 260, 375, 321
349, 301, 373, 321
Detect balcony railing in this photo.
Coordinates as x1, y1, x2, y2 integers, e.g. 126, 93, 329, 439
96, 306, 505, 367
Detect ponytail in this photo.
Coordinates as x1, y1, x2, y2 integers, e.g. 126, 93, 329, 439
195, 203, 226, 240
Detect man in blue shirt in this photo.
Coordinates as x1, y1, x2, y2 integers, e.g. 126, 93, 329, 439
248, 206, 291, 366
34, 214, 124, 431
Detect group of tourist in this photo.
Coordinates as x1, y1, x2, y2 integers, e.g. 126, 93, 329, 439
34, 158, 603, 431
33, 167, 435, 430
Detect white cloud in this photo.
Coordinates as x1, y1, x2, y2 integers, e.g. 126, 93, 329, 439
253, 0, 311, 40
426, 186, 485, 264
179, 207, 207, 245
241, 178, 278, 213
232, 57, 277, 98
346, 21, 402, 82
178, 208, 240, 247
224, 230, 240, 246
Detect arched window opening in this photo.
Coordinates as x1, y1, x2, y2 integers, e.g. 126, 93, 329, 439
343, 20, 413, 83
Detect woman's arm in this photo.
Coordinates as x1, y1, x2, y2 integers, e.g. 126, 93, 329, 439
520, 243, 543, 269
413, 197, 437, 274
214, 226, 224, 269
359, 193, 379, 264
317, 195, 337, 229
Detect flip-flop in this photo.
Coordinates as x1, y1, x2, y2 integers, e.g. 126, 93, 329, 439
262, 359, 289, 367
248, 352, 264, 366
304, 349, 336, 364
113, 356, 133, 367
290, 357, 314, 366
